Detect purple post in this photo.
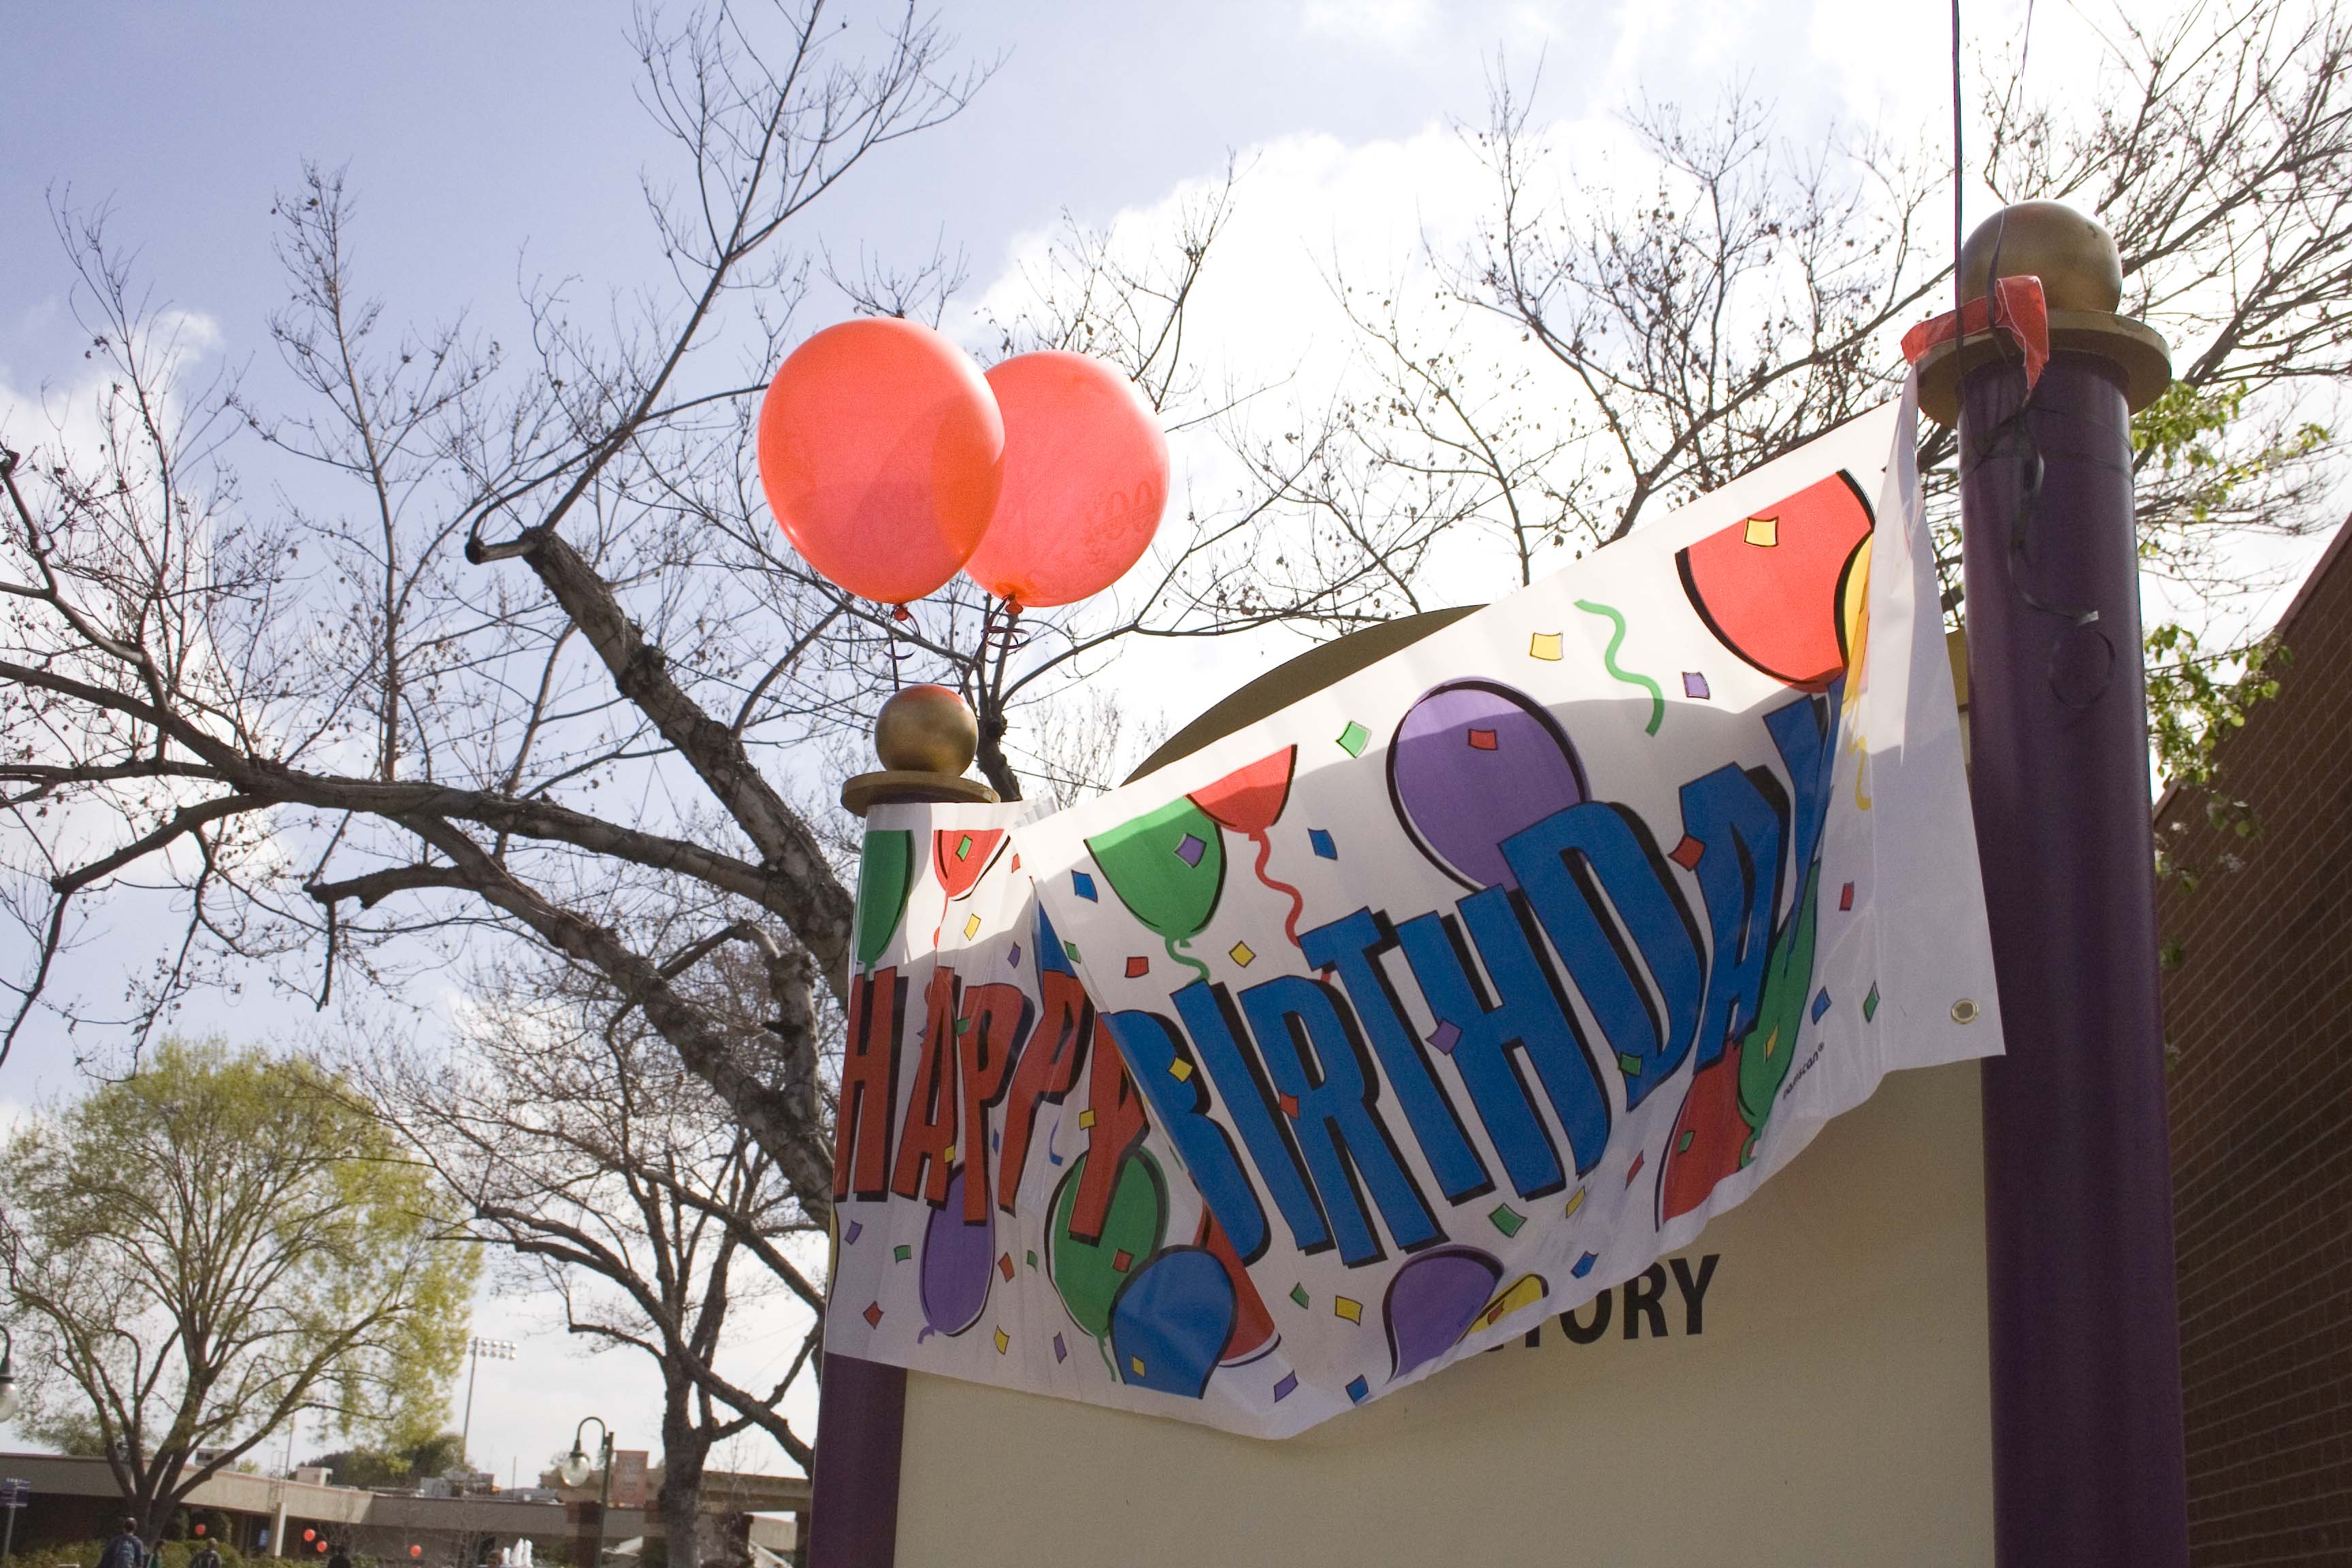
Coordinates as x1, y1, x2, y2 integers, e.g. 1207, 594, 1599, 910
806, 1351, 905, 1567
817, 685, 1000, 1568
1960, 345, 2190, 1563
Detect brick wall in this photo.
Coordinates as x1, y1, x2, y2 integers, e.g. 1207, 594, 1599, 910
2157, 518, 2352, 1565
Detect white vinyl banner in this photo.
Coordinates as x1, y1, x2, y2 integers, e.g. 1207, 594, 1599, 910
823, 385, 2002, 1437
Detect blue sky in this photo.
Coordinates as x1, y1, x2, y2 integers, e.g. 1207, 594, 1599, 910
1, 0, 2065, 1484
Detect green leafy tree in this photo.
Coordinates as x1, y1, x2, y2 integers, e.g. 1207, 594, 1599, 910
299, 1432, 467, 1490
0, 1039, 477, 1535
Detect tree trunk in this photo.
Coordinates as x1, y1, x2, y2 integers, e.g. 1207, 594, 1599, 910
657, 1392, 706, 1568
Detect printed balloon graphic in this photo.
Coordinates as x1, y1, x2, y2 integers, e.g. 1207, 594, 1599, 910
1188, 747, 1308, 948
919, 1169, 996, 1339
756, 318, 1004, 606
1110, 1247, 1237, 1400
1468, 1273, 1551, 1338
854, 829, 915, 970
932, 826, 1007, 943
1382, 1246, 1503, 1379
1677, 470, 1875, 691
964, 351, 1171, 608
1389, 680, 1589, 890
1085, 798, 1226, 983
1046, 1152, 1168, 1344
1035, 901, 1075, 977
1197, 1211, 1277, 1365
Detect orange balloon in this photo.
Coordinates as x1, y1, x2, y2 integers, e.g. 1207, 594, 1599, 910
757, 318, 1004, 604
962, 351, 1169, 608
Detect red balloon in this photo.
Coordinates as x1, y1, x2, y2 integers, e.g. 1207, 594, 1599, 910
757, 317, 1004, 605
193, 1527, 206, 1538
962, 351, 1169, 608
304, 1532, 316, 1544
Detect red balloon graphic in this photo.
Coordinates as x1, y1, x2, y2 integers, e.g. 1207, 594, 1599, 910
1188, 748, 1307, 948
933, 827, 1007, 900
962, 351, 1169, 608
931, 826, 1008, 945
304, 1532, 316, 1544
1676, 471, 1874, 691
757, 318, 1005, 605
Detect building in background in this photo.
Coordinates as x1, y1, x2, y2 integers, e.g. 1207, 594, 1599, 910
2156, 512, 2352, 1564
0, 1452, 807, 1568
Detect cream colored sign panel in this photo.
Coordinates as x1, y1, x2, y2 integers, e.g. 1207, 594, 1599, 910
894, 1060, 1991, 1567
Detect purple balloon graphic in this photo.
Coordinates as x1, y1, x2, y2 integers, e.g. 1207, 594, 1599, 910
919, 1169, 996, 1338
1388, 680, 1588, 889
1383, 1246, 1504, 1379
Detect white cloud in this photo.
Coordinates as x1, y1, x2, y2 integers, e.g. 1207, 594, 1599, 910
1298, 0, 1441, 48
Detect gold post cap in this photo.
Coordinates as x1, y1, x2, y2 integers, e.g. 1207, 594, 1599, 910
841, 685, 1000, 817
1916, 201, 2171, 425
1957, 200, 2123, 312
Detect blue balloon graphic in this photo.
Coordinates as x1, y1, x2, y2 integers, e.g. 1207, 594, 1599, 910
1109, 1246, 1236, 1400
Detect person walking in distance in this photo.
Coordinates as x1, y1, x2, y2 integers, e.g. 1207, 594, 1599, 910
327, 1543, 352, 1568
189, 1534, 223, 1568
97, 1519, 145, 1568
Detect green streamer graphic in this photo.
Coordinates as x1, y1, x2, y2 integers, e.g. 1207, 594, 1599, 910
1574, 598, 1665, 736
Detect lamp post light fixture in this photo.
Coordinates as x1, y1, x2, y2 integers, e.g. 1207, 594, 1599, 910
558, 1418, 615, 1568
0, 1326, 18, 1424
457, 1338, 514, 1469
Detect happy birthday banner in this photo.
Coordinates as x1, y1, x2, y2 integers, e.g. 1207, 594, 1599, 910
823, 387, 2003, 1437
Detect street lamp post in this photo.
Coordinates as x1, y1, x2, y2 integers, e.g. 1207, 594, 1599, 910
457, 1339, 514, 1470
557, 1419, 615, 1568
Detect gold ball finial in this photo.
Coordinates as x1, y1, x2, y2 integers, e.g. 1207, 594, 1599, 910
1916, 200, 2170, 425
874, 684, 979, 777
1957, 200, 2123, 313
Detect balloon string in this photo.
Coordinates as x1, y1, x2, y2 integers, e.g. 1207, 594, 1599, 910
1165, 932, 1212, 987
1251, 829, 1307, 949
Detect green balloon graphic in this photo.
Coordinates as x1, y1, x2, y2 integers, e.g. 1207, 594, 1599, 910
855, 829, 915, 970
1047, 1151, 1169, 1342
1085, 798, 1226, 942
1737, 863, 1821, 1132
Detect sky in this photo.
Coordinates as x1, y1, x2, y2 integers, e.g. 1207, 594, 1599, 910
3, 0, 2327, 1486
